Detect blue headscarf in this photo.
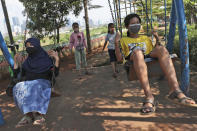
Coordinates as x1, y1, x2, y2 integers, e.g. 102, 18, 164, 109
22, 38, 53, 73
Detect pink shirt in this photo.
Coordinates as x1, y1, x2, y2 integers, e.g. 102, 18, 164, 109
69, 32, 87, 49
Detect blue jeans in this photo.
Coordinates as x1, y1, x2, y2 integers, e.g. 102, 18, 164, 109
74, 49, 87, 70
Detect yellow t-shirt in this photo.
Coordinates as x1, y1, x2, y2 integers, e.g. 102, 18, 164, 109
120, 35, 153, 57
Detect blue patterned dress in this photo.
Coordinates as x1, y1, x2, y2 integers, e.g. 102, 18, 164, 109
13, 79, 51, 114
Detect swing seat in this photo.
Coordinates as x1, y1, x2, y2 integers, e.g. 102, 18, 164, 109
124, 54, 178, 81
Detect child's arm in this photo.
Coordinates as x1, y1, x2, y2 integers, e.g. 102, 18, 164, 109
102, 35, 109, 52
115, 32, 123, 62
69, 34, 74, 49
102, 41, 108, 52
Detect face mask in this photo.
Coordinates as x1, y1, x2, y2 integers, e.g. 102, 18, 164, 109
111, 28, 115, 32
129, 24, 141, 34
74, 27, 79, 33
26, 47, 38, 54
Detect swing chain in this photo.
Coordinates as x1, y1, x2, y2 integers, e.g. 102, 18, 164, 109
108, 0, 116, 25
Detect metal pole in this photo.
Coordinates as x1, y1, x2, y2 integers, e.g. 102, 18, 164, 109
167, 0, 176, 53
146, 0, 149, 34
130, 0, 132, 13
1, 0, 15, 53
150, 0, 153, 41
150, 0, 152, 29
125, 0, 127, 16
24, 15, 28, 42
113, 0, 118, 31
0, 32, 14, 68
164, 0, 167, 44
118, 0, 122, 37
174, 0, 190, 94
108, 0, 115, 24
115, 0, 120, 32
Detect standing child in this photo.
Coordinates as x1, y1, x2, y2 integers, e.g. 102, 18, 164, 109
102, 23, 118, 78
69, 22, 88, 75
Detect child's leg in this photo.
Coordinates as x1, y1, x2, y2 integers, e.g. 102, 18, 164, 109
74, 50, 81, 75
81, 49, 88, 74
111, 62, 116, 74
115, 62, 119, 73
108, 49, 117, 77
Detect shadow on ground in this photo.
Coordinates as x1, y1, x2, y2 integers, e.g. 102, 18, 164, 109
1, 48, 197, 131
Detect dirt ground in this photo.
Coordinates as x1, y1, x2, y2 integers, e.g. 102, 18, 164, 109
1, 47, 197, 131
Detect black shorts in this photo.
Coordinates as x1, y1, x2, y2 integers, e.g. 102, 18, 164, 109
108, 49, 117, 62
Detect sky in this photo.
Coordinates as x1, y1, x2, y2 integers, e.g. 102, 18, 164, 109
0, 0, 113, 34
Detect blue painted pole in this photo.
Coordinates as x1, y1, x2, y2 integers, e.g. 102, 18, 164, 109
167, 0, 177, 53
0, 108, 5, 126
0, 32, 14, 68
174, 0, 190, 94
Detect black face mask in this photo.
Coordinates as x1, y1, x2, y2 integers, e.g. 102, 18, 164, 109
26, 47, 38, 54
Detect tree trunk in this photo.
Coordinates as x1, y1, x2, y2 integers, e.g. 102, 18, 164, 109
192, 13, 197, 29
115, 0, 121, 33
83, 0, 91, 53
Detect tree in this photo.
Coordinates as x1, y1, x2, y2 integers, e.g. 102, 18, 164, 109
82, 0, 102, 53
83, 0, 91, 53
19, 0, 83, 43
135, 0, 172, 22
185, 0, 197, 28
133, 0, 196, 28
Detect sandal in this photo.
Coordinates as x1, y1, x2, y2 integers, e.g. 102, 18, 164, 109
115, 69, 119, 73
15, 115, 33, 128
85, 70, 89, 75
112, 73, 117, 78
166, 90, 197, 107
140, 98, 157, 115
51, 90, 61, 97
33, 115, 45, 126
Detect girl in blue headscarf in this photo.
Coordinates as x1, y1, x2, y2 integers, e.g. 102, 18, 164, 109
13, 38, 60, 127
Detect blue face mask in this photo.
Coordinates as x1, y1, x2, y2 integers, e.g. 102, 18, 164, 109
129, 24, 141, 34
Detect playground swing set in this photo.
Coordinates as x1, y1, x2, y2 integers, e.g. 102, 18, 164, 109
0, 0, 60, 124
0, 0, 193, 126
107, 0, 190, 95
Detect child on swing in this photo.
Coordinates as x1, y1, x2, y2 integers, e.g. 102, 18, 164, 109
69, 22, 88, 76
115, 13, 196, 114
102, 23, 118, 78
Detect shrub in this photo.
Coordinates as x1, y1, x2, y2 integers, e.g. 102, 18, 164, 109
173, 24, 197, 65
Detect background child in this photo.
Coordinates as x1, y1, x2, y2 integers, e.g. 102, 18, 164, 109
69, 22, 88, 75
102, 23, 118, 78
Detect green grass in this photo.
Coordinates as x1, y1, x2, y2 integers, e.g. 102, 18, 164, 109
174, 24, 197, 65
0, 25, 108, 59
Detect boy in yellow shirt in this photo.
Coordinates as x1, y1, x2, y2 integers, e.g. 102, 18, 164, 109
115, 14, 196, 114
